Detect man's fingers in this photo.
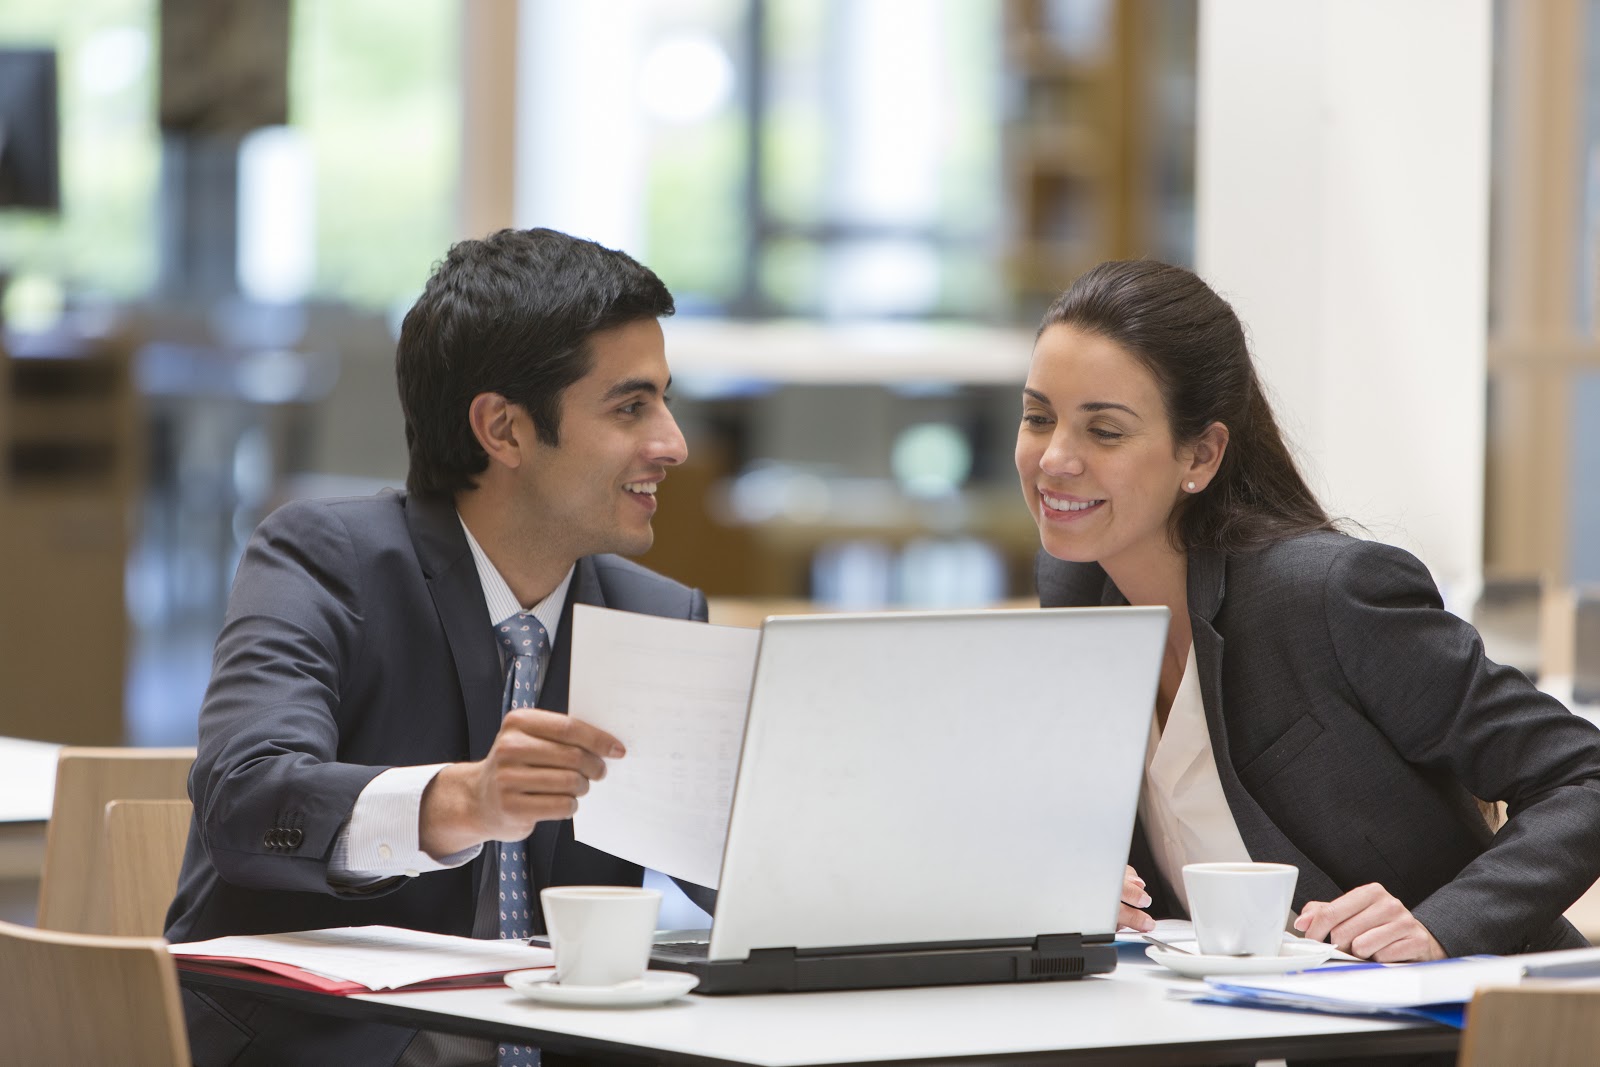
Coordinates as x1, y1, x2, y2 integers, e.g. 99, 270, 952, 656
472, 711, 630, 841
491, 794, 581, 838
496, 767, 592, 799
503, 708, 626, 759
491, 741, 606, 783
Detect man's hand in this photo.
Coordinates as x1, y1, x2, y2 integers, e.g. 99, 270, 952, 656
1120, 864, 1155, 932
419, 709, 625, 859
1293, 882, 1445, 962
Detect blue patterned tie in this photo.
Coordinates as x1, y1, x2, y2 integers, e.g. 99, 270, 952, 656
495, 612, 548, 1067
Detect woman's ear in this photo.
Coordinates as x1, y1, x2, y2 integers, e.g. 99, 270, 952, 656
467, 392, 525, 471
1182, 421, 1230, 491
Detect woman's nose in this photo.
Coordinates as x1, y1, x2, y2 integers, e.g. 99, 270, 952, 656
1041, 434, 1085, 477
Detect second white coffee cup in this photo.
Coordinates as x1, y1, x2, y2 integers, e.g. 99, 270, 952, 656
540, 885, 661, 987
1182, 861, 1298, 958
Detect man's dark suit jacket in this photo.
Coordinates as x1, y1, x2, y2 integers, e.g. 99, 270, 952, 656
1037, 530, 1600, 958
165, 490, 711, 1066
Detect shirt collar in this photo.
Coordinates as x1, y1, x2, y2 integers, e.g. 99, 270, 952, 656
458, 514, 574, 642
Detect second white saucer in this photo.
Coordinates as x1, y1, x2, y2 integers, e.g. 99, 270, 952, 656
1144, 939, 1337, 979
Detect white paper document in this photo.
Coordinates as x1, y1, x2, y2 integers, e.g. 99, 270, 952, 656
168, 925, 554, 991
568, 605, 760, 889
1205, 956, 1527, 1013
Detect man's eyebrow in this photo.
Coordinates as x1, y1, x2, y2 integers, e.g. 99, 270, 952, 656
601, 377, 669, 402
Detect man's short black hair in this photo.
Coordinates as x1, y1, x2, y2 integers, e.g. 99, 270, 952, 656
396, 227, 675, 497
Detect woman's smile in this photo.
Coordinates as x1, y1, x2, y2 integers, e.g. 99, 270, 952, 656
1039, 489, 1106, 521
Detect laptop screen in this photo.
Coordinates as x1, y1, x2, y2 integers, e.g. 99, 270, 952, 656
707, 606, 1167, 961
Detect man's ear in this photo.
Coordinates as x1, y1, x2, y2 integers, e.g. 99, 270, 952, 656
467, 392, 526, 471
1182, 421, 1230, 491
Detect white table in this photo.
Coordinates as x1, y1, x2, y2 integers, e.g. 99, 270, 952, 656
186, 949, 1453, 1065
0, 736, 59, 881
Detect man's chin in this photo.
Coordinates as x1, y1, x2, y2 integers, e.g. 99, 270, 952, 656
608, 528, 655, 559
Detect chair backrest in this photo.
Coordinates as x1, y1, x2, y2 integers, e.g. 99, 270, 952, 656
0, 919, 190, 1065
37, 746, 195, 934
1459, 982, 1600, 1066
103, 798, 193, 937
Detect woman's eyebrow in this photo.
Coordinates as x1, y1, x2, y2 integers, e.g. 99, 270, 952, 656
1081, 401, 1141, 418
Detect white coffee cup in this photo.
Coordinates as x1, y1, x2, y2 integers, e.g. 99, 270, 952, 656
1182, 861, 1299, 958
540, 885, 661, 987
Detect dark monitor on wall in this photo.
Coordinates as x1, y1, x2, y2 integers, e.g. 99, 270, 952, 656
0, 48, 61, 212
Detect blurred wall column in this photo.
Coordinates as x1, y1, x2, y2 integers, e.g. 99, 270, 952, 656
459, 0, 519, 240
512, 0, 648, 252
1488, 0, 1585, 584
1194, 0, 1492, 595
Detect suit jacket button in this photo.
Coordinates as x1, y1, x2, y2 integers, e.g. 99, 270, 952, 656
287, 828, 303, 849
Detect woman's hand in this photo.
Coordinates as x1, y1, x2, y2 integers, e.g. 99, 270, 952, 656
1120, 865, 1155, 932
1293, 882, 1445, 961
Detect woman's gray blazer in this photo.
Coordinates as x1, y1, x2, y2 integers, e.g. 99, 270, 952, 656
1036, 530, 1600, 956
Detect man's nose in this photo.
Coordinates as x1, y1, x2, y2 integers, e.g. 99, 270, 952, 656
653, 408, 688, 466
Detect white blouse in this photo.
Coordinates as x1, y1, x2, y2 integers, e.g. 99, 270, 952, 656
1137, 643, 1253, 916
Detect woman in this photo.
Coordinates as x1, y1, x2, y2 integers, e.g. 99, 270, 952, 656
1017, 259, 1600, 963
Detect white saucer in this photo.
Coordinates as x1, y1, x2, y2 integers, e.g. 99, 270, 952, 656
504, 969, 699, 1007
1144, 939, 1338, 978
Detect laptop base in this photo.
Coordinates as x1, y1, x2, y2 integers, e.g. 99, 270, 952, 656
652, 933, 1116, 995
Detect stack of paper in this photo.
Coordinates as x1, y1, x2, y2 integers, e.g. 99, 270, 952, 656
170, 925, 554, 995
1198, 957, 1526, 1028
1196, 946, 1600, 1028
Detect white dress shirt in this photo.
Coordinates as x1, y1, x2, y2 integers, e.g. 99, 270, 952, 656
1137, 643, 1253, 916
326, 517, 573, 882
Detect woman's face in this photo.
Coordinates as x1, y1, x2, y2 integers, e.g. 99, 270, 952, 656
1016, 324, 1202, 571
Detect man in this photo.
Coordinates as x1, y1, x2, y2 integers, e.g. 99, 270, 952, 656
166, 228, 713, 1065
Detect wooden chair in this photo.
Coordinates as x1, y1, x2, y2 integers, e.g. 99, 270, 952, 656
1459, 982, 1600, 1066
103, 798, 193, 937
0, 919, 190, 1065
37, 746, 195, 934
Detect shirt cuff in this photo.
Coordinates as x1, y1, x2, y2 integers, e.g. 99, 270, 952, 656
328, 764, 483, 882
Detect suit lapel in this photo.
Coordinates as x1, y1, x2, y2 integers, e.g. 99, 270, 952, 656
1186, 547, 1342, 908
406, 493, 503, 762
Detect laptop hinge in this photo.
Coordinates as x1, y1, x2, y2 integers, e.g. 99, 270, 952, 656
1024, 933, 1096, 979
1032, 933, 1085, 954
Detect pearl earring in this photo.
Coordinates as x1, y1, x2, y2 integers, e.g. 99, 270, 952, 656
1186, 481, 1197, 491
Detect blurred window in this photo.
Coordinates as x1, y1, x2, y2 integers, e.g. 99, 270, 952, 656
526, 0, 1005, 322
0, 0, 159, 302
744, 0, 1004, 319
288, 0, 459, 311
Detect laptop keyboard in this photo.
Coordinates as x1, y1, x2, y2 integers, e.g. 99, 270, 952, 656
652, 940, 711, 961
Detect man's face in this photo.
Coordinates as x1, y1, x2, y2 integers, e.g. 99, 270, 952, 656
514, 318, 687, 561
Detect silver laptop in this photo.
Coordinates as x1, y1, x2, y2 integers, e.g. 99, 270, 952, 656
650, 605, 1168, 994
